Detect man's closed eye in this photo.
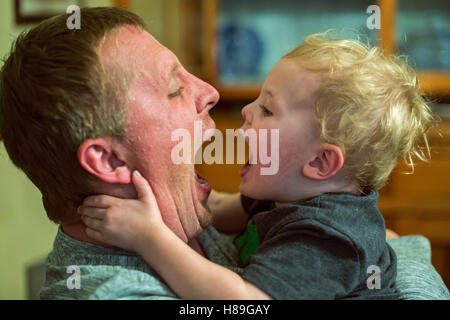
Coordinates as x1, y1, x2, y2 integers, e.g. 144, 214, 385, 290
168, 87, 184, 98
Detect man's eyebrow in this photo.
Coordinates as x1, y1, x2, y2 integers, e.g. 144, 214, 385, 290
164, 62, 179, 83
169, 63, 179, 78
156, 50, 179, 83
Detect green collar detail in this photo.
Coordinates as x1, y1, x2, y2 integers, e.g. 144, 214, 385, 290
234, 222, 260, 266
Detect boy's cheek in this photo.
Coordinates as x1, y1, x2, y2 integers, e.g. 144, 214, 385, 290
240, 168, 287, 201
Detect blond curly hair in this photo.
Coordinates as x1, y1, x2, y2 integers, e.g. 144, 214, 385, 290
284, 32, 437, 193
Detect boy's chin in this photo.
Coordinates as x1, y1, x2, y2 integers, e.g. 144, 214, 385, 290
239, 181, 270, 201
239, 181, 253, 198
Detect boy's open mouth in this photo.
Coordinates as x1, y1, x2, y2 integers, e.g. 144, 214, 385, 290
241, 146, 254, 178
241, 160, 251, 177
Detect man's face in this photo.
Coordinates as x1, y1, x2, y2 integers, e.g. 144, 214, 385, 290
103, 26, 219, 242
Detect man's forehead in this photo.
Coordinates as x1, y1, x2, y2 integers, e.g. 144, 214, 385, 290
122, 29, 178, 81
101, 25, 143, 54
102, 26, 169, 62
102, 26, 178, 87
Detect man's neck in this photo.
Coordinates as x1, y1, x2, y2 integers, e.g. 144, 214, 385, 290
61, 220, 114, 247
60, 174, 207, 257
61, 218, 206, 256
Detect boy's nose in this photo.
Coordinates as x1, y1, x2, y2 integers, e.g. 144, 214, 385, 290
241, 104, 252, 130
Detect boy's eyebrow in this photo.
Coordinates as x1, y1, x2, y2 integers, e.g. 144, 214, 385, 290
263, 89, 279, 111
264, 89, 273, 97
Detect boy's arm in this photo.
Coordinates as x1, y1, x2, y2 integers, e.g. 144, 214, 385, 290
137, 222, 273, 300
208, 190, 249, 233
80, 171, 272, 300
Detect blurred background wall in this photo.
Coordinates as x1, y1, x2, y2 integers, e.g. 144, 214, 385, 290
0, 0, 55, 301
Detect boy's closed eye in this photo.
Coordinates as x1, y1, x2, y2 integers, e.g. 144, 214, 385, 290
259, 104, 273, 117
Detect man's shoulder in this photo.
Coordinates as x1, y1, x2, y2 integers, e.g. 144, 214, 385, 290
40, 261, 178, 300
40, 227, 177, 300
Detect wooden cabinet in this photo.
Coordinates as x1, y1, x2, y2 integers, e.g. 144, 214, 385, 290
121, 0, 450, 97
378, 119, 450, 288
168, 0, 450, 100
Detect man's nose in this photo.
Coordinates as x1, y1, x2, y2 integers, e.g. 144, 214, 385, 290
195, 78, 219, 114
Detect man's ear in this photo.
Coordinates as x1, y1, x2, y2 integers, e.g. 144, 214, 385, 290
77, 138, 132, 184
302, 144, 344, 180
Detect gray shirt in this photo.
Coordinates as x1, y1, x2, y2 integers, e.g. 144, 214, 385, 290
238, 192, 399, 299
39, 226, 243, 300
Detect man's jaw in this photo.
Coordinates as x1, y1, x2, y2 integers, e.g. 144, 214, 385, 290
153, 167, 213, 243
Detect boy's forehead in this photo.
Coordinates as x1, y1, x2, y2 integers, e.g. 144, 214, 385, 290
271, 59, 323, 109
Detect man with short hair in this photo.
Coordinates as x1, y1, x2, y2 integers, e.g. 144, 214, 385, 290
0, 7, 230, 299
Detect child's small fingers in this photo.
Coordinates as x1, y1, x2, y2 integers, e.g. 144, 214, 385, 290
82, 194, 115, 208
81, 215, 102, 230
132, 170, 157, 205
78, 206, 107, 219
85, 227, 103, 242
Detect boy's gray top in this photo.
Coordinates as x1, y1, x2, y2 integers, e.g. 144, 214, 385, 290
39, 225, 242, 300
239, 191, 399, 299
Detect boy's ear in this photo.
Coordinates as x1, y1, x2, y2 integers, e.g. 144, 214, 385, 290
302, 144, 344, 180
77, 138, 132, 184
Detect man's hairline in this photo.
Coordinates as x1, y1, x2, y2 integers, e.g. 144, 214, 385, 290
96, 25, 181, 146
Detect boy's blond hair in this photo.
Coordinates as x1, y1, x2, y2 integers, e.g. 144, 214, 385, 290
284, 33, 437, 194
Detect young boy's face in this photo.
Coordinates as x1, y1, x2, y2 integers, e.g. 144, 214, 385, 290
239, 58, 324, 202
